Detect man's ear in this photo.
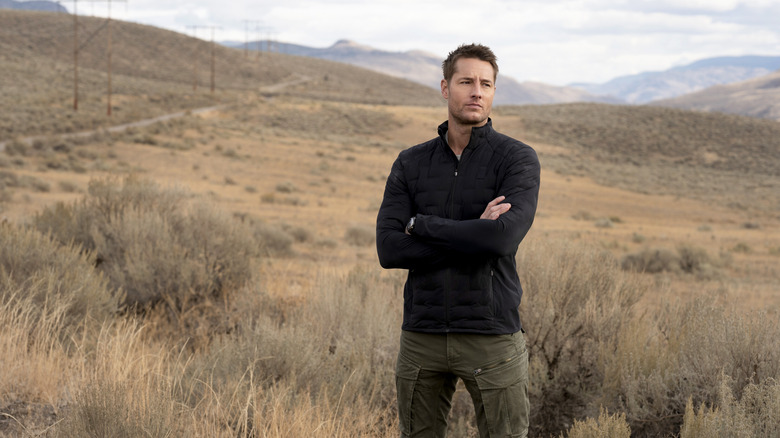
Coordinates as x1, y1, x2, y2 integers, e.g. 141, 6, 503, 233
440, 79, 449, 99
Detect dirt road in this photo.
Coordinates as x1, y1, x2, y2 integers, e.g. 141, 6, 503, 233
0, 105, 227, 153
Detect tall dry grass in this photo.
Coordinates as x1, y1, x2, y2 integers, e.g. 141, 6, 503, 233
3, 181, 780, 436
1, 256, 403, 436
518, 238, 648, 436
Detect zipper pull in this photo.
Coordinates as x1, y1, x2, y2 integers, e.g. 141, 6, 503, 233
454, 169, 458, 176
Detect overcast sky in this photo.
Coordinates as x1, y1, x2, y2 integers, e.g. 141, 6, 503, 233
81, 0, 780, 86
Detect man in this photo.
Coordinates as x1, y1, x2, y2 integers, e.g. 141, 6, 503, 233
376, 43, 540, 437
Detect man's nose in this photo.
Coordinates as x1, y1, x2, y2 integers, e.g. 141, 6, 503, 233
471, 83, 482, 98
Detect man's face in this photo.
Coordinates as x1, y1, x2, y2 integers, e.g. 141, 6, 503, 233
441, 57, 496, 127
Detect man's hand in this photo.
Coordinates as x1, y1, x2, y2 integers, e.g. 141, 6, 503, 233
480, 196, 511, 220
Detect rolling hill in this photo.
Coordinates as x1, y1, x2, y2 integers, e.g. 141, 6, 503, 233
226, 39, 617, 106
0, 10, 442, 140
650, 69, 780, 120
2, 9, 779, 214
232, 39, 780, 119
571, 55, 780, 104
1, 12, 780, 436
0, 0, 66, 12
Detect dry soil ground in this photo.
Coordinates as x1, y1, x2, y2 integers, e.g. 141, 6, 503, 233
2, 97, 778, 312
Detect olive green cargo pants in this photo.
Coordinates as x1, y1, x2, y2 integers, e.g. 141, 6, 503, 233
395, 330, 529, 438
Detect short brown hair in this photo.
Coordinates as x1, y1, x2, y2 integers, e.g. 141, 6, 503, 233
442, 43, 498, 82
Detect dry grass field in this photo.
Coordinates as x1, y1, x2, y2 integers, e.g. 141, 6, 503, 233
2, 9, 780, 438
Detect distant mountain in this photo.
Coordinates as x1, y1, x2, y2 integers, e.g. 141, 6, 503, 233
650, 69, 780, 120
224, 39, 615, 106
492, 78, 621, 106
0, 0, 67, 12
572, 56, 780, 104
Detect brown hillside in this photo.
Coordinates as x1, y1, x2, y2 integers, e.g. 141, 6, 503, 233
651, 69, 780, 120
1, 35, 779, 436
0, 10, 442, 139
495, 103, 780, 213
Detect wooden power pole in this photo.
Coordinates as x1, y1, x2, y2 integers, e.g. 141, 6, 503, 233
71, 0, 126, 115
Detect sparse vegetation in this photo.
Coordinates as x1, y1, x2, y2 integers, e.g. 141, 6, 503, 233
0, 10, 441, 141
495, 103, 780, 213
1, 9, 778, 437
621, 244, 719, 278
2, 204, 779, 437
344, 224, 375, 246
250, 220, 295, 257
31, 177, 257, 342
562, 408, 631, 438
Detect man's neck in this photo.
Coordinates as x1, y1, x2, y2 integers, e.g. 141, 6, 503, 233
446, 120, 483, 156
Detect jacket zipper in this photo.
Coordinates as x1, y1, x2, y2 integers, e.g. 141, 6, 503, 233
445, 156, 460, 330
449, 159, 459, 218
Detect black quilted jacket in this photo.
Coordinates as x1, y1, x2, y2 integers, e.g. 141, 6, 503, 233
376, 119, 540, 334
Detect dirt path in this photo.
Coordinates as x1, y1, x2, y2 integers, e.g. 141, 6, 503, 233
259, 74, 312, 94
0, 105, 227, 153
0, 73, 315, 153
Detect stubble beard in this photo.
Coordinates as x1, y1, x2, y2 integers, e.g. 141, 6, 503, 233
451, 106, 489, 127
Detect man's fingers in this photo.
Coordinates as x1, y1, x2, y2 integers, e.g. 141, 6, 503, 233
481, 196, 510, 219
484, 202, 511, 220
493, 203, 511, 218
486, 195, 506, 208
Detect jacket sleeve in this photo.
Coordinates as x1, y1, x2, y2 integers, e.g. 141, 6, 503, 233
412, 144, 540, 257
376, 154, 454, 270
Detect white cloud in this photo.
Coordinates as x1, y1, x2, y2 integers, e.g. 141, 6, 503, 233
82, 0, 780, 85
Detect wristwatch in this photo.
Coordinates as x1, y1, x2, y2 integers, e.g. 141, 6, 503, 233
405, 216, 416, 235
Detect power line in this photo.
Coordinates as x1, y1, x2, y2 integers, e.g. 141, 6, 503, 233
68, 0, 127, 115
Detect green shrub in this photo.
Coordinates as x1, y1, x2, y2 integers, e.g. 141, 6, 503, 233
344, 225, 375, 246
251, 221, 294, 256
32, 177, 257, 314
177, 266, 403, 436
594, 218, 614, 228
58, 180, 80, 193
59, 380, 184, 437
677, 244, 718, 279
4, 139, 29, 156
601, 300, 780, 436
275, 181, 297, 193
680, 378, 780, 438
285, 225, 312, 243
621, 247, 680, 273
621, 244, 717, 277
518, 238, 646, 437
0, 223, 119, 333
562, 408, 631, 438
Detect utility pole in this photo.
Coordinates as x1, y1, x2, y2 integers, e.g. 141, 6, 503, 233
208, 26, 222, 93
243, 20, 249, 58
186, 25, 210, 91
243, 20, 261, 59
106, 0, 112, 116
70, 0, 125, 115
73, 0, 78, 110
254, 21, 263, 60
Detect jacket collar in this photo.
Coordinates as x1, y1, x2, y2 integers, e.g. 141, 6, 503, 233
437, 118, 493, 147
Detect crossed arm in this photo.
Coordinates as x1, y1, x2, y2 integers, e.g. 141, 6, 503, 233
376, 149, 539, 270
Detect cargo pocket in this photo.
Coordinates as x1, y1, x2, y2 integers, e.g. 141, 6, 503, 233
395, 353, 422, 437
473, 349, 529, 437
